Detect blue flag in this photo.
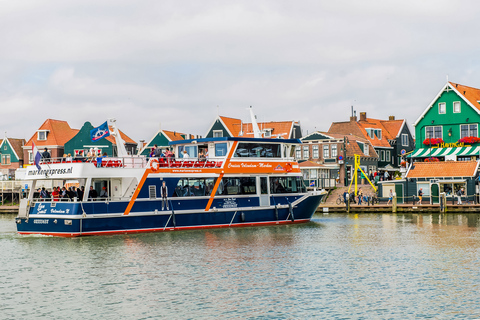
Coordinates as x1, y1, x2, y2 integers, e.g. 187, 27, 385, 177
90, 121, 110, 142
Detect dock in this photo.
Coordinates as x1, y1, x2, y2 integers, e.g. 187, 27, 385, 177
317, 203, 480, 213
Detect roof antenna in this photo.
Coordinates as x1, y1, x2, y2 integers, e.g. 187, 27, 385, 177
446, 74, 449, 83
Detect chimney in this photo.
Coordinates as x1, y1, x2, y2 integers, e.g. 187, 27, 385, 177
389, 116, 395, 120
360, 112, 367, 121
350, 116, 357, 122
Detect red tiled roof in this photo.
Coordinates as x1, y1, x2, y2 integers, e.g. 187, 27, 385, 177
315, 131, 378, 158
298, 160, 326, 168
450, 82, 480, 112
219, 116, 294, 138
407, 161, 479, 178
380, 119, 404, 139
163, 130, 192, 141
25, 119, 79, 147
219, 116, 242, 137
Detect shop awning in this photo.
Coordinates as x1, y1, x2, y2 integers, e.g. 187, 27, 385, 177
407, 146, 480, 158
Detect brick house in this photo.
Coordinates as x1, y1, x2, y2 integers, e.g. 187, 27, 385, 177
298, 131, 378, 187
0, 137, 26, 179
23, 119, 79, 166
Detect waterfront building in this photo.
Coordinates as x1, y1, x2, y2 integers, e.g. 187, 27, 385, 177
328, 112, 414, 174
204, 115, 302, 139
64, 121, 137, 157
22, 119, 78, 166
0, 137, 26, 179
411, 82, 480, 161
378, 161, 479, 204
298, 131, 378, 187
138, 129, 194, 156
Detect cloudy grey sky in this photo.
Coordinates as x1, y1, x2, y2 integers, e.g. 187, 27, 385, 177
1, 0, 480, 142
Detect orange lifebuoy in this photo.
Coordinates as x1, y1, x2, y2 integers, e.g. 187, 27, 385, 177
150, 159, 160, 172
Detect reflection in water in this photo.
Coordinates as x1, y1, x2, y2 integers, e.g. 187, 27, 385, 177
1, 213, 480, 318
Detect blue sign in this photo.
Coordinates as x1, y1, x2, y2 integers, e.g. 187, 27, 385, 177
401, 149, 406, 155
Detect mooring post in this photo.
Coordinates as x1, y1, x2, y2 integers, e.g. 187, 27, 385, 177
392, 192, 397, 213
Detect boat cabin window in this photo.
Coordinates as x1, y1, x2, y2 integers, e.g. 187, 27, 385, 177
234, 143, 281, 158
270, 176, 306, 194
174, 178, 216, 197
217, 177, 256, 195
215, 143, 228, 157
178, 145, 198, 158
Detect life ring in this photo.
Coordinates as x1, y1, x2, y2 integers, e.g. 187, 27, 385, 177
150, 159, 160, 172
285, 163, 292, 172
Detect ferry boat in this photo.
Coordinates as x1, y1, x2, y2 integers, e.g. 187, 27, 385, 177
15, 121, 326, 237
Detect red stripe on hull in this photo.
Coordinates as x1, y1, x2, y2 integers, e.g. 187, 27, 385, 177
18, 219, 311, 237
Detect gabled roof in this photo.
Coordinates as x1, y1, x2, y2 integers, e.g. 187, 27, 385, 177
298, 160, 327, 168
104, 126, 136, 145
329, 115, 402, 149
2, 138, 26, 160
25, 119, 79, 148
138, 129, 193, 155
214, 116, 297, 138
414, 82, 480, 126
406, 161, 479, 178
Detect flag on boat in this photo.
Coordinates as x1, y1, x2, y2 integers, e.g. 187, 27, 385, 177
309, 181, 315, 187
90, 121, 110, 142
32, 142, 41, 170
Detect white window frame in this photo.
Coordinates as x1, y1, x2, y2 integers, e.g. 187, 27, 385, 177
460, 124, 478, 138
401, 134, 409, 146
365, 128, 374, 139
453, 101, 461, 113
312, 145, 319, 158
37, 130, 49, 141
1, 154, 10, 165
323, 145, 329, 158
375, 129, 382, 140
263, 129, 272, 138
364, 144, 369, 156
438, 102, 446, 114
213, 130, 223, 138
331, 145, 337, 158
295, 146, 301, 159
425, 126, 443, 139
386, 150, 391, 163
28, 151, 33, 164
303, 146, 309, 159
381, 150, 385, 162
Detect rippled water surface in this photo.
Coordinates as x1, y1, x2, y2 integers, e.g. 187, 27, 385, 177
2, 213, 480, 319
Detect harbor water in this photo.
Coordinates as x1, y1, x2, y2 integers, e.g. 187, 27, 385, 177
1, 213, 480, 319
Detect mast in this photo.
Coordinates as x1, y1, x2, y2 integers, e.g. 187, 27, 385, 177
248, 106, 262, 138
109, 118, 128, 157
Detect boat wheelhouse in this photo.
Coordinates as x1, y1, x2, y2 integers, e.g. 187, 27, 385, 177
16, 135, 326, 237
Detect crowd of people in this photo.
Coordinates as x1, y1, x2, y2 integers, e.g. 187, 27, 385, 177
38, 185, 109, 201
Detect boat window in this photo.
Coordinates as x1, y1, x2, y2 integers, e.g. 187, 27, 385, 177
270, 176, 306, 194
234, 143, 281, 158
215, 143, 228, 157
178, 145, 198, 158
216, 177, 256, 195
174, 178, 217, 197
260, 177, 268, 194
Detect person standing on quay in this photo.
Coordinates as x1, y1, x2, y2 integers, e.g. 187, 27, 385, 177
417, 188, 423, 205
457, 188, 463, 205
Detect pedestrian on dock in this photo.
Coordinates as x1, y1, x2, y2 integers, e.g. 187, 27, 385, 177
457, 188, 463, 205
387, 189, 393, 205
417, 188, 423, 205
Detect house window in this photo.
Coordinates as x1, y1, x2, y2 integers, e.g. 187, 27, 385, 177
364, 144, 369, 156
1, 154, 10, 165
425, 126, 442, 139
213, 130, 223, 138
323, 145, 329, 158
37, 131, 48, 140
3, 145, 6, 151
264, 129, 272, 138
303, 146, 309, 159
460, 124, 478, 138
365, 129, 374, 139
312, 145, 319, 158
331, 145, 337, 158
28, 151, 33, 163
439, 102, 446, 114
401, 134, 409, 146
386, 150, 391, 163
295, 146, 301, 159
374, 129, 382, 140
381, 150, 385, 162
453, 101, 461, 113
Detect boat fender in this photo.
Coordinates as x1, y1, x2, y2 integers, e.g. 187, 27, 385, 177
150, 159, 160, 172
289, 202, 294, 222
275, 205, 278, 220
241, 212, 245, 222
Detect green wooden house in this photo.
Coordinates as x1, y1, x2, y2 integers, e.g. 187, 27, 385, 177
64, 122, 137, 158
138, 129, 193, 156
0, 137, 26, 179
411, 82, 480, 161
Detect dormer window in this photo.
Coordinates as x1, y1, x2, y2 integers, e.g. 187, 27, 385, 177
365, 128, 381, 140
374, 129, 382, 140
37, 130, 49, 141
365, 128, 374, 139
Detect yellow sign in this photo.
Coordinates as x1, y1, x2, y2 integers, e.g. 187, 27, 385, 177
433, 142, 471, 149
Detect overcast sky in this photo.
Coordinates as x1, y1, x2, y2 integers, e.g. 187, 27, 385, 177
1, 0, 480, 142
